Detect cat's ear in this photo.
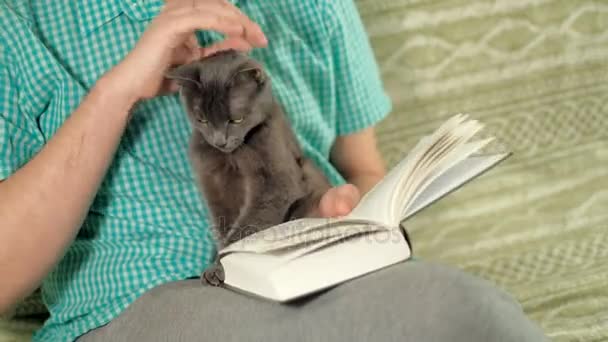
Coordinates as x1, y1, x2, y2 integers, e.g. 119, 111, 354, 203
232, 67, 266, 87
166, 64, 202, 88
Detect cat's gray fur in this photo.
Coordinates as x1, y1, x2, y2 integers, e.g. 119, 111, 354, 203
167, 50, 331, 286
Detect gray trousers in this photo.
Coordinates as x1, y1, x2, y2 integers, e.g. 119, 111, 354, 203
79, 261, 547, 341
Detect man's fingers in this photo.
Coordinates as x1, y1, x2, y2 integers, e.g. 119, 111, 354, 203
165, 3, 267, 48
157, 79, 180, 95
171, 39, 199, 66
160, 36, 200, 96
185, 35, 202, 62
165, 34, 249, 94
169, 10, 241, 38
318, 184, 361, 218
200, 37, 253, 57
207, 0, 266, 45
334, 184, 361, 214
145, 0, 266, 99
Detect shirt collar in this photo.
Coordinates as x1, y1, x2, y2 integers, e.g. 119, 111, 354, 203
80, 0, 240, 35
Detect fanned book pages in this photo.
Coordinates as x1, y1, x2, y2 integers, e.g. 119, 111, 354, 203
218, 114, 510, 302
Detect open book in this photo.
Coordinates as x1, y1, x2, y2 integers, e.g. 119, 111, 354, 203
217, 114, 510, 302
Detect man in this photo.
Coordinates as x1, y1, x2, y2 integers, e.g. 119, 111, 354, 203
0, 0, 546, 340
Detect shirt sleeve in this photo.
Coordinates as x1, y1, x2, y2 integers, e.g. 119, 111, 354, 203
0, 62, 43, 180
326, 0, 392, 136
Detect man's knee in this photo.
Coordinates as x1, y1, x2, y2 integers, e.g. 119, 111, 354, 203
331, 261, 547, 341
80, 262, 548, 342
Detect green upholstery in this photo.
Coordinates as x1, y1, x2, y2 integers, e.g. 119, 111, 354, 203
2, 0, 607, 340
364, 1, 608, 341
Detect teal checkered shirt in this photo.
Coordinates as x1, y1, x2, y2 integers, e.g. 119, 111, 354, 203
0, 0, 390, 340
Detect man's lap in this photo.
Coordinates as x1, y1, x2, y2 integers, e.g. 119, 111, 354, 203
79, 261, 546, 342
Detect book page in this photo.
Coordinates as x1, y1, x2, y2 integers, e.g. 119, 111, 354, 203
344, 155, 411, 226
346, 135, 435, 226
403, 153, 510, 219
347, 114, 483, 226
392, 118, 484, 220
219, 218, 332, 255
398, 138, 494, 218
272, 223, 387, 261
219, 218, 388, 256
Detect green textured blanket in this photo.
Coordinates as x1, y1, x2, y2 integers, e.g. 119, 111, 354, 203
2, 0, 607, 341
363, 0, 608, 341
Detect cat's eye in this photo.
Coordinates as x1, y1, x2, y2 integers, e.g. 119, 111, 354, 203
230, 118, 244, 124
198, 117, 208, 124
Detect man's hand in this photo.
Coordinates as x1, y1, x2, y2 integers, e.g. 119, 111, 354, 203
318, 184, 361, 218
319, 127, 387, 218
105, 0, 267, 102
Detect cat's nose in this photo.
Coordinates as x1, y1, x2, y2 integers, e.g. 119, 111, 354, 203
213, 134, 227, 147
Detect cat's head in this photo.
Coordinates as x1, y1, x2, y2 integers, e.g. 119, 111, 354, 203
167, 50, 272, 153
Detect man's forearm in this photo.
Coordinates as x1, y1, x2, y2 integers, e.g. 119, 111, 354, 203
0, 74, 134, 313
331, 127, 387, 195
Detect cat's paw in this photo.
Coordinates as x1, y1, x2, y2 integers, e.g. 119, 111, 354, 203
201, 263, 225, 286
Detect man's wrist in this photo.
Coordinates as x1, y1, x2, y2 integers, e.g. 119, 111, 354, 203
92, 71, 139, 117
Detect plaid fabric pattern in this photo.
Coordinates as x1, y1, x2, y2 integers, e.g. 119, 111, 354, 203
0, 0, 390, 340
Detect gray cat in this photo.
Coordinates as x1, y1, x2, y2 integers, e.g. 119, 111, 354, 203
167, 50, 331, 286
